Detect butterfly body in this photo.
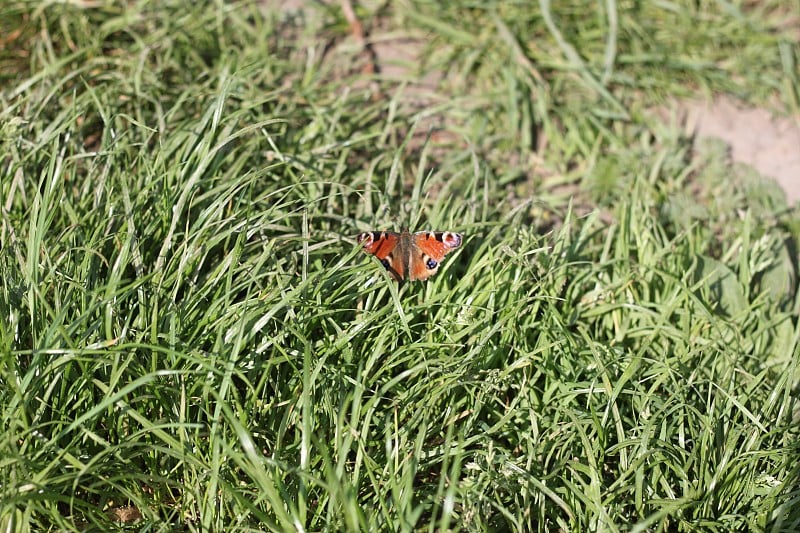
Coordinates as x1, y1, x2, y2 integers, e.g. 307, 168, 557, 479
357, 229, 462, 281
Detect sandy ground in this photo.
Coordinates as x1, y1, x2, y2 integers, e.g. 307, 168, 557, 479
684, 97, 800, 204
372, 35, 800, 205
280, 2, 800, 205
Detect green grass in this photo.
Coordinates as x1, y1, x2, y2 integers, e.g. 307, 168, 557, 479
1, 0, 799, 531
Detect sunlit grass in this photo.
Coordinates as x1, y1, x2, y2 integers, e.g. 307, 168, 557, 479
1, 0, 799, 531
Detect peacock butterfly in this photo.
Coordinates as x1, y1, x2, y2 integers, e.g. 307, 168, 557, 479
357, 229, 463, 281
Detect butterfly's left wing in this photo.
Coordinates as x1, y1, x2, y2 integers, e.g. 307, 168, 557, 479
357, 231, 405, 280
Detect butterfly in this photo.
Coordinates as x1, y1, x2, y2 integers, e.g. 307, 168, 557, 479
357, 229, 463, 281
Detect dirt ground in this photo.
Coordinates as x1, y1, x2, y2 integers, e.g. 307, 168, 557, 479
371, 36, 800, 206
683, 97, 800, 204
283, 1, 800, 205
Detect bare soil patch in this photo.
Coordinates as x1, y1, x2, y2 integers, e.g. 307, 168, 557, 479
681, 97, 800, 204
